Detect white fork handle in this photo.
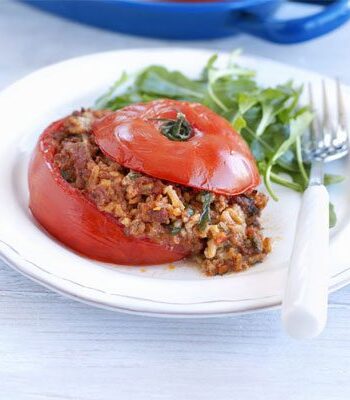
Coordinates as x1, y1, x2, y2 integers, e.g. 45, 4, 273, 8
282, 185, 330, 339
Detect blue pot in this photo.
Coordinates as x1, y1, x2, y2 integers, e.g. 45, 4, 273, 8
22, 0, 350, 43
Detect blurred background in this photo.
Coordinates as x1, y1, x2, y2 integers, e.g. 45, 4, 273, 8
2, 0, 350, 92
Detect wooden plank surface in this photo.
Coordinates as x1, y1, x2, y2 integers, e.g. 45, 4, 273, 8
1, 1, 350, 399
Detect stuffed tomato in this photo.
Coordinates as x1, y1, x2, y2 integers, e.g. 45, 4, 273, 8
29, 100, 270, 275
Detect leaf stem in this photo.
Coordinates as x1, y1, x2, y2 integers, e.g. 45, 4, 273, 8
244, 126, 274, 152
263, 164, 279, 201
270, 172, 304, 192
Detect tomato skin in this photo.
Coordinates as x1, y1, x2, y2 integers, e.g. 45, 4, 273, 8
28, 119, 189, 265
93, 100, 260, 196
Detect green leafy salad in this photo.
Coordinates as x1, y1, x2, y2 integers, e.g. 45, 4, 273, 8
95, 51, 343, 227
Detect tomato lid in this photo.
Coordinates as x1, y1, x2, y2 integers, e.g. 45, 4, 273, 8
92, 99, 260, 195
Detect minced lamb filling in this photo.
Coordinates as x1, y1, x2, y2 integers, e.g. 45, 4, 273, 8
51, 110, 271, 275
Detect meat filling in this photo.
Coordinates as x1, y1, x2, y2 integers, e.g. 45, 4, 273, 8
52, 110, 271, 275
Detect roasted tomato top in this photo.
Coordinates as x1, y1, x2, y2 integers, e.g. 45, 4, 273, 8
93, 99, 260, 196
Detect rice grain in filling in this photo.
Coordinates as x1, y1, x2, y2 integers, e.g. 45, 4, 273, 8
52, 110, 271, 275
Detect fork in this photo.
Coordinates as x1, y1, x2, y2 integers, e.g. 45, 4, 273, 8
282, 79, 349, 339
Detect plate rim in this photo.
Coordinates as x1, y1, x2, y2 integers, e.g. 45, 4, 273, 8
1, 238, 350, 318
1, 47, 350, 317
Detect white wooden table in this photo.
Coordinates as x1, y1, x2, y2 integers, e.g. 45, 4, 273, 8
1, 2, 350, 399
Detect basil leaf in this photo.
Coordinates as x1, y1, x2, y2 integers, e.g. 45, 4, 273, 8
170, 226, 182, 235
127, 171, 142, 180
198, 192, 214, 231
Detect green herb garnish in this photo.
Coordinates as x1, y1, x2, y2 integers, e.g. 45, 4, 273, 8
127, 171, 142, 180
157, 112, 192, 141
186, 206, 195, 217
61, 170, 74, 183
169, 226, 182, 236
198, 192, 214, 231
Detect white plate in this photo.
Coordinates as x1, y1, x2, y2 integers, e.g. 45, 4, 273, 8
1, 48, 350, 317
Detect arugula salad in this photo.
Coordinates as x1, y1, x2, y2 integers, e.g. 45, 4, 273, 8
95, 52, 343, 227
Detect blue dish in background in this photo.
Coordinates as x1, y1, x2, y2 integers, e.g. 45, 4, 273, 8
22, 0, 350, 43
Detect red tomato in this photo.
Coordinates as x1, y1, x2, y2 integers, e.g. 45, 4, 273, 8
93, 100, 260, 196
28, 118, 189, 265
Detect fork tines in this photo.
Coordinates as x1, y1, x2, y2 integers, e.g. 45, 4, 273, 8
307, 79, 349, 162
